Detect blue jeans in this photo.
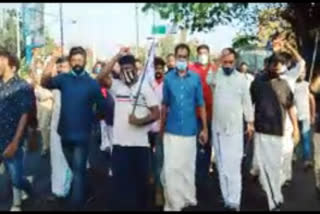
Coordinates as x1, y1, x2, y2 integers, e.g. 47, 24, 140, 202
61, 142, 89, 210
3, 147, 32, 195
297, 120, 312, 161
196, 120, 212, 188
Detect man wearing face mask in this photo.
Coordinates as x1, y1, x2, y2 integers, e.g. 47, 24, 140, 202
165, 53, 176, 74
149, 57, 166, 207
160, 43, 208, 211
250, 53, 298, 211
41, 46, 107, 210
206, 48, 254, 211
97, 48, 160, 211
189, 44, 217, 200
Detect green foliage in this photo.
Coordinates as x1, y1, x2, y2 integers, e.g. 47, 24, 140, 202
232, 34, 258, 51
142, 3, 249, 33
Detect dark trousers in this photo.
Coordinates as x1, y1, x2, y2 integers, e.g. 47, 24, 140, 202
61, 141, 89, 210
196, 120, 212, 189
111, 145, 150, 211
3, 147, 32, 195
148, 131, 164, 189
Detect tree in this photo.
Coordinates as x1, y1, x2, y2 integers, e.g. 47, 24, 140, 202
232, 34, 259, 51
0, 9, 22, 57
142, 3, 249, 33
142, 3, 320, 77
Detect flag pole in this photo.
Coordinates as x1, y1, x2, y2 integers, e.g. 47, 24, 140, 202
131, 38, 155, 115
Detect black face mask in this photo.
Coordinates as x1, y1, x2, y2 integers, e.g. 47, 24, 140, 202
121, 69, 137, 86
155, 72, 163, 80
72, 65, 85, 75
222, 67, 234, 76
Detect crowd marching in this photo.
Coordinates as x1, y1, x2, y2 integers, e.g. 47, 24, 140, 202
1, 31, 320, 211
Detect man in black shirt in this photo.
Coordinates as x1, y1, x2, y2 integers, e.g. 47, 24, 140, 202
250, 53, 299, 211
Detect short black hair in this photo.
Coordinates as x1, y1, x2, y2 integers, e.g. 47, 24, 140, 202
56, 56, 68, 64
154, 57, 165, 67
166, 53, 174, 59
0, 49, 20, 72
221, 47, 238, 59
268, 53, 287, 66
68, 46, 87, 61
279, 52, 292, 64
271, 31, 281, 42
119, 55, 136, 66
197, 44, 210, 53
175, 43, 190, 57
240, 62, 248, 67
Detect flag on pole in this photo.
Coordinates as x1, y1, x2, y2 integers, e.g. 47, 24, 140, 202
132, 39, 156, 114
143, 39, 157, 86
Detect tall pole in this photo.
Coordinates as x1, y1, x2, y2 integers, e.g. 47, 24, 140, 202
16, 8, 21, 59
59, 3, 64, 56
135, 3, 139, 56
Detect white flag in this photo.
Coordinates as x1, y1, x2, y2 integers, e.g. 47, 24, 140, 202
143, 40, 157, 86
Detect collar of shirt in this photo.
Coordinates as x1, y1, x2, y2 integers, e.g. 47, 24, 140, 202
174, 68, 191, 77
70, 70, 87, 77
0, 75, 19, 86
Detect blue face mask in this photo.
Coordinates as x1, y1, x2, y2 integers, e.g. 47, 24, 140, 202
95, 67, 101, 74
222, 67, 234, 76
176, 60, 188, 71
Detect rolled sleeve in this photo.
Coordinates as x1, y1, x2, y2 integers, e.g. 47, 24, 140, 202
195, 76, 204, 107
45, 75, 63, 90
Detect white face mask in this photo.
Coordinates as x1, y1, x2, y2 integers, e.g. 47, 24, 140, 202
36, 68, 43, 75
198, 54, 209, 65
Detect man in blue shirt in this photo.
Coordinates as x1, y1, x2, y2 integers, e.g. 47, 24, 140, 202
160, 43, 208, 211
41, 46, 106, 210
0, 50, 34, 211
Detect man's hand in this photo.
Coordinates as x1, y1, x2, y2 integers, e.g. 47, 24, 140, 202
311, 116, 316, 125
118, 47, 130, 58
3, 141, 19, 159
199, 128, 208, 146
246, 122, 255, 141
293, 127, 300, 147
129, 114, 140, 126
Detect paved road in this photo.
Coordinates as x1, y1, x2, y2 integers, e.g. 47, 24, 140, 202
0, 138, 320, 211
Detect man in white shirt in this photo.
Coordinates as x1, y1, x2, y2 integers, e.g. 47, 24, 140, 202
294, 69, 316, 169
206, 48, 254, 211
98, 50, 160, 211
275, 40, 305, 187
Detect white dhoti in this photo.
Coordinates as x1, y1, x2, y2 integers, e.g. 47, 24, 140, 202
50, 90, 73, 197
313, 133, 320, 188
162, 133, 197, 211
280, 117, 294, 186
212, 131, 243, 209
255, 132, 283, 210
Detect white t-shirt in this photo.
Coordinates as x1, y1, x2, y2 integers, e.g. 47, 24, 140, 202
294, 81, 310, 121
110, 79, 159, 147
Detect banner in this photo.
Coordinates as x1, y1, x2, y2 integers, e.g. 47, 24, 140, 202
22, 3, 45, 65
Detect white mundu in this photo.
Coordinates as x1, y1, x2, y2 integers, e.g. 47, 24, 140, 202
207, 69, 254, 210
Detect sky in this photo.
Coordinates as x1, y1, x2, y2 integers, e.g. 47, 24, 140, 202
0, 3, 241, 59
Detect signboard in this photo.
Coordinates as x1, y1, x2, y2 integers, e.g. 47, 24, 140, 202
22, 3, 45, 65
152, 25, 167, 35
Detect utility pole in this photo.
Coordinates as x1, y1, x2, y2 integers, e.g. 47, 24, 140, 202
16, 8, 21, 59
135, 3, 140, 57
59, 3, 64, 56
